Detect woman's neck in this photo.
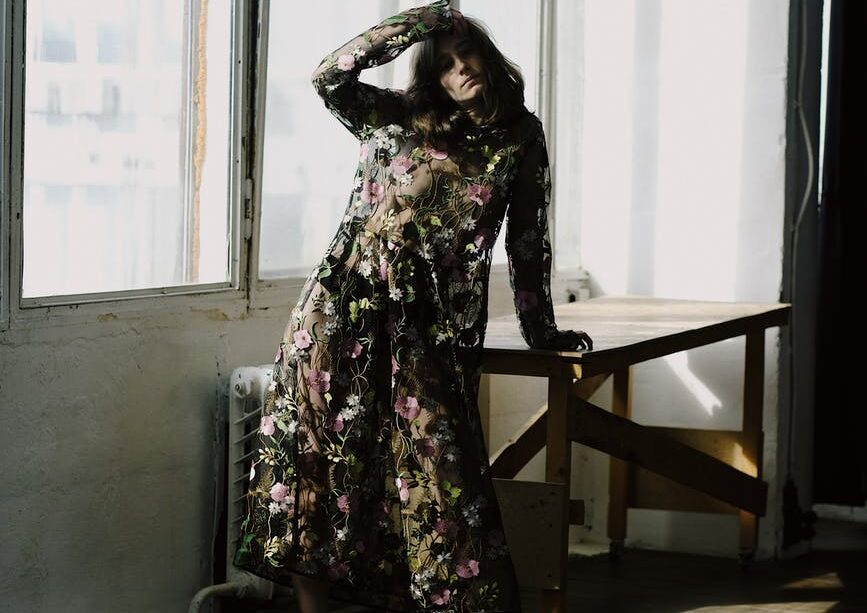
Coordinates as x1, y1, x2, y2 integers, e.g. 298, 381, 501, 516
459, 100, 485, 125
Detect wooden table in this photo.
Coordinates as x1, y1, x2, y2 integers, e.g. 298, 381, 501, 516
480, 296, 790, 613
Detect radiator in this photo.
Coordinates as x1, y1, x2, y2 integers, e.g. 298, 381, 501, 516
189, 365, 276, 612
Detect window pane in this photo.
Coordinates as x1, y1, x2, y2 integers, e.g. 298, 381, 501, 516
258, 1, 538, 278
22, 0, 233, 298
259, 2, 393, 279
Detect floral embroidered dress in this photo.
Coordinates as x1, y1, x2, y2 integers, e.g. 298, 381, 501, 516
234, 2, 571, 611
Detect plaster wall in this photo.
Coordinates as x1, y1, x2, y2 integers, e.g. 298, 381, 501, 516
0, 305, 287, 612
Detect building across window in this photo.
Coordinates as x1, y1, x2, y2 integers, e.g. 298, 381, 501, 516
21, 0, 233, 299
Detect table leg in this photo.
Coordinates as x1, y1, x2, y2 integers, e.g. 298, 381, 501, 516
608, 367, 632, 561
542, 375, 572, 612
739, 331, 765, 565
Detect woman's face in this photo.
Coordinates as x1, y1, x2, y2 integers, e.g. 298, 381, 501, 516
436, 35, 485, 104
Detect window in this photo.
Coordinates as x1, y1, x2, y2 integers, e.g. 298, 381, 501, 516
258, 2, 393, 280
2, 0, 788, 317
21, 0, 234, 299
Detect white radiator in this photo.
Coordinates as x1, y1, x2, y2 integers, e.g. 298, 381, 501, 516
189, 365, 276, 612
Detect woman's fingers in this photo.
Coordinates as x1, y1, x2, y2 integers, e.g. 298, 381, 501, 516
576, 331, 594, 351
563, 329, 593, 351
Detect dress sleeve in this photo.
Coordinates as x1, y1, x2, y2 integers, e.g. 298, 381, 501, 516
311, 0, 454, 139
504, 117, 562, 349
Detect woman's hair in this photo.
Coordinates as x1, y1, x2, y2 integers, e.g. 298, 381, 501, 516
406, 15, 525, 147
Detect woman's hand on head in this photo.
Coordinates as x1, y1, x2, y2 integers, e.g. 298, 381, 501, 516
550, 329, 594, 352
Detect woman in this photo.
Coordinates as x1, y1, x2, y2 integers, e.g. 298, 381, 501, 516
234, 2, 593, 611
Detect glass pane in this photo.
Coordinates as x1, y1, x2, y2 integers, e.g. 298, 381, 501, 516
22, 0, 233, 298
259, 2, 394, 279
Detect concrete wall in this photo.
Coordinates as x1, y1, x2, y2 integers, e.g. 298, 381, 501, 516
0, 303, 287, 612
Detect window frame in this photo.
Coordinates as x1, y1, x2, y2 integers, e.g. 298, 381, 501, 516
0, 0, 263, 331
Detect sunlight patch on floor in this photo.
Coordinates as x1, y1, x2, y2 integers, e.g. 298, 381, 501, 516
784, 571, 845, 590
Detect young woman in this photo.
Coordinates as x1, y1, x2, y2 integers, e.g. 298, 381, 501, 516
234, 2, 593, 611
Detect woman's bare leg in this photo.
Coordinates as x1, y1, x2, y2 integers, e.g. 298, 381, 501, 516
291, 573, 330, 613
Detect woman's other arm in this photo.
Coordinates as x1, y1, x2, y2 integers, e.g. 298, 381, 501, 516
505, 116, 593, 351
311, 0, 454, 139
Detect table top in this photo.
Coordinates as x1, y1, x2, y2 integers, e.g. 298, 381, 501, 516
482, 296, 790, 375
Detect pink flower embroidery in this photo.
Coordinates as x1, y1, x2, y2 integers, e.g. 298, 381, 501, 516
430, 588, 451, 605
421, 10, 440, 29
337, 494, 351, 513
379, 258, 388, 281
327, 561, 349, 580
389, 155, 413, 176
434, 518, 458, 538
515, 290, 539, 312
360, 180, 384, 204
474, 228, 493, 249
391, 355, 399, 375
293, 329, 312, 349
327, 413, 344, 432
337, 54, 355, 71
395, 477, 410, 502
394, 395, 420, 420
259, 415, 276, 436
342, 339, 362, 359
456, 558, 480, 578
307, 369, 331, 393
359, 142, 369, 161
269, 482, 289, 502
467, 183, 492, 206
424, 145, 448, 160
415, 437, 436, 458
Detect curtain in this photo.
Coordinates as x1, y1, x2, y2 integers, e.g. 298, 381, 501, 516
812, 0, 867, 505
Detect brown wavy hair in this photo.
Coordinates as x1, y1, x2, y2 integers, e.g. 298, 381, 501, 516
406, 15, 525, 148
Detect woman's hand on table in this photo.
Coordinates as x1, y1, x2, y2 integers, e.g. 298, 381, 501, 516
551, 329, 594, 351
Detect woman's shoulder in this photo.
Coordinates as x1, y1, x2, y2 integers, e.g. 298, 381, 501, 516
472, 106, 540, 146
498, 106, 544, 143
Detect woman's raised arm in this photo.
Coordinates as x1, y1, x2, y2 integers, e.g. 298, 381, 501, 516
505, 116, 593, 352
311, 0, 454, 139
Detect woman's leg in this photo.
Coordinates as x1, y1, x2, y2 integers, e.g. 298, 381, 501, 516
291, 572, 331, 613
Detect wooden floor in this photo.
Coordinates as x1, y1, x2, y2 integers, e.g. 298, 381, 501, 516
521, 547, 867, 612
222, 519, 867, 613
